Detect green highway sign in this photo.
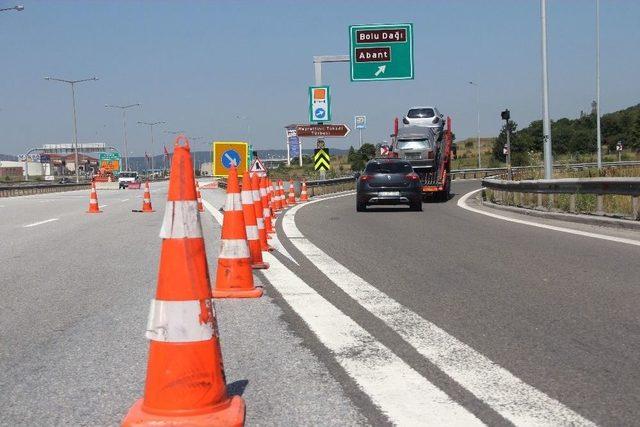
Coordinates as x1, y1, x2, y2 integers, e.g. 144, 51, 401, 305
349, 23, 414, 82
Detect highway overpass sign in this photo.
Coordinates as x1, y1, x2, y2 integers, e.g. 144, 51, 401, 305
212, 141, 248, 177
349, 23, 414, 81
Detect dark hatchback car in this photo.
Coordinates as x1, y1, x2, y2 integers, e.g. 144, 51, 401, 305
356, 159, 422, 212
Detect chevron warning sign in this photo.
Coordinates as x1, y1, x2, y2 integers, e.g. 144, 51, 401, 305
313, 148, 330, 171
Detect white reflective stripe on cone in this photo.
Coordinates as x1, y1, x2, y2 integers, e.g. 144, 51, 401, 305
159, 201, 203, 239
241, 190, 254, 205
263, 208, 271, 218
252, 190, 260, 201
219, 238, 251, 259
146, 299, 214, 342
246, 225, 259, 240
256, 218, 265, 229
260, 188, 267, 197
225, 192, 242, 211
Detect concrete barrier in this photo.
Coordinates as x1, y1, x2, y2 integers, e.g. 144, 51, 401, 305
95, 181, 120, 190
0, 183, 89, 198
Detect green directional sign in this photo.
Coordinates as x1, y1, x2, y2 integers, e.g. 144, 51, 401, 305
313, 148, 330, 171
349, 23, 414, 82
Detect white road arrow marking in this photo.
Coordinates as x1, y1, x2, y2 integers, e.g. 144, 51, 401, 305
374, 65, 386, 77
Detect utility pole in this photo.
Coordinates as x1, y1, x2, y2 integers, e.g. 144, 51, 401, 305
469, 81, 481, 168
541, 0, 553, 179
138, 121, 166, 176
595, 0, 602, 170
106, 103, 141, 171
45, 76, 98, 183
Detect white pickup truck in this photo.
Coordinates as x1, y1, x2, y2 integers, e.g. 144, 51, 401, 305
118, 171, 139, 189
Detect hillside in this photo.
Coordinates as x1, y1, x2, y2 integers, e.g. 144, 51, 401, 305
492, 103, 640, 165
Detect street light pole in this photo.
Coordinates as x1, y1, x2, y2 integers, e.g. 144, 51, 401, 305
541, 0, 553, 179
595, 0, 602, 170
45, 76, 98, 183
106, 103, 141, 171
468, 81, 481, 168
138, 121, 166, 175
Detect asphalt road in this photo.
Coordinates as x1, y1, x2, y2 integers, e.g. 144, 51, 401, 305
273, 180, 640, 426
3, 179, 640, 426
0, 182, 364, 426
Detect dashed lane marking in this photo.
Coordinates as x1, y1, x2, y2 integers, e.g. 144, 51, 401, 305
284, 193, 595, 426
203, 198, 483, 425
458, 188, 640, 247
23, 218, 59, 228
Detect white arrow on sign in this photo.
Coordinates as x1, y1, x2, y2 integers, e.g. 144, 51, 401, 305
374, 65, 386, 77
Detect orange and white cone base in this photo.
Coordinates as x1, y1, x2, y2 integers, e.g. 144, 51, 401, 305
260, 177, 275, 235
122, 135, 245, 427
287, 180, 297, 205
213, 166, 263, 298
196, 182, 204, 213
141, 181, 154, 212
87, 182, 101, 213
300, 181, 309, 202
242, 172, 268, 269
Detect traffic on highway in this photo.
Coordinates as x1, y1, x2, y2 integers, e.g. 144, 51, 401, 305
2, 2, 640, 426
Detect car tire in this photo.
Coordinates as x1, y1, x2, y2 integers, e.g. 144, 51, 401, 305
356, 201, 366, 212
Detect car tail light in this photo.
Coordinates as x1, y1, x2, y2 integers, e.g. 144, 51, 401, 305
360, 175, 372, 182
433, 116, 440, 124
405, 173, 420, 182
427, 150, 435, 160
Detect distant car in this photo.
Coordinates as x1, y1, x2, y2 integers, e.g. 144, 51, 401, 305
58, 177, 71, 184
402, 106, 445, 133
118, 171, 139, 189
356, 158, 422, 212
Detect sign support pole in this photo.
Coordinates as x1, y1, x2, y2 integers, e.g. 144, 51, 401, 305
299, 139, 303, 167
359, 129, 363, 148
286, 136, 291, 166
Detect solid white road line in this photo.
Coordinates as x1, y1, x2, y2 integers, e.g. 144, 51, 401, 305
98, 204, 108, 208
203, 198, 483, 425
458, 188, 640, 247
285, 194, 595, 426
23, 218, 59, 228
120, 198, 129, 202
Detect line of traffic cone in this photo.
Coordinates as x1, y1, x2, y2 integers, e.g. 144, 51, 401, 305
261, 177, 274, 234
87, 182, 101, 213
213, 165, 263, 298
252, 173, 273, 251
278, 180, 287, 208
241, 172, 268, 269
122, 135, 245, 426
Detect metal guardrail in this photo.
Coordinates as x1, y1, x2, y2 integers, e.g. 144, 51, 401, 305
0, 182, 90, 197
451, 160, 640, 180
482, 176, 640, 220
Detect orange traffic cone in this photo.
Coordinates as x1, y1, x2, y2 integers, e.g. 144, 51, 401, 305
261, 177, 274, 234
270, 179, 280, 212
213, 166, 263, 298
196, 181, 204, 212
141, 181, 154, 212
300, 180, 309, 202
242, 173, 268, 269
278, 180, 287, 208
87, 182, 101, 213
287, 179, 297, 204
251, 174, 272, 251
122, 136, 245, 427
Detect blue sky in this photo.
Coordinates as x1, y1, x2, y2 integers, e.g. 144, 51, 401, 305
0, 0, 638, 156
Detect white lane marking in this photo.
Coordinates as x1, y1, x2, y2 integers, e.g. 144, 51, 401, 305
285, 195, 595, 426
99, 204, 108, 208
121, 198, 130, 202
203, 199, 482, 425
23, 218, 59, 228
458, 188, 640, 247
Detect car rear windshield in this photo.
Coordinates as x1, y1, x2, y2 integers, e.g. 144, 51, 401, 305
407, 108, 435, 118
365, 161, 413, 174
397, 138, 433, 150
